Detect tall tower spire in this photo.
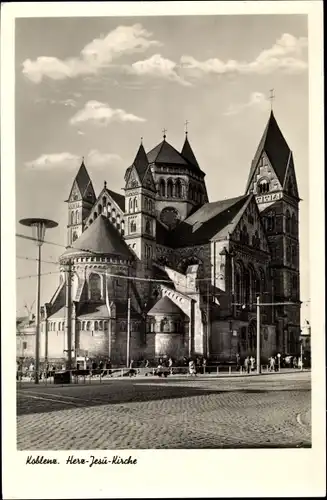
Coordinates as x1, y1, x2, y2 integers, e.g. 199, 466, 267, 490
66, 159, 96, 246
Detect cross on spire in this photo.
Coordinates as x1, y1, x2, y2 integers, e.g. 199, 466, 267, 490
269, 89, 275, 110
162, 128, 167, 139
184, 120, 189, 135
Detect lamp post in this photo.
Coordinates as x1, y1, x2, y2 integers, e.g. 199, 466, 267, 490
19, 218, 58, 384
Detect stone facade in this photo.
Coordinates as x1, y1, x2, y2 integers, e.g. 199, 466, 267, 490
30, 111, 301, 366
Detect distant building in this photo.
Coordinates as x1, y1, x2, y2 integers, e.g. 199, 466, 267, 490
16, 315, 36, 359
37, 111, 301, 364
300, 319, 311, 360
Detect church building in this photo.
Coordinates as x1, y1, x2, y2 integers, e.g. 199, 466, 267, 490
40, 111, 301, 365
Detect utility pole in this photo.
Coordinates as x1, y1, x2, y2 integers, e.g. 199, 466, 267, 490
65, 259, 72, 371
206, 282, 210, 358
126, 297, 131, 368
256, 295, 261, 374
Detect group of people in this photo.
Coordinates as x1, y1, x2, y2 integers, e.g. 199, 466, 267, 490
243, 356, 256, 373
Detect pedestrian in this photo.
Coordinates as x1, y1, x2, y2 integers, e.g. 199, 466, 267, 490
168, 357, 173, 375
250, 356, 255, 372
236, 354, 240, 372
202, 357, 207, 374
129, 359, 136, 377
293, 357, 297, 369
269, 356, 275, 372
189, 359, 196, 376
244, 356, 250, 374
29, 361, 34, 381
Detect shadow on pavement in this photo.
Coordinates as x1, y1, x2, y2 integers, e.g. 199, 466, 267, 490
17, 378, 310, 416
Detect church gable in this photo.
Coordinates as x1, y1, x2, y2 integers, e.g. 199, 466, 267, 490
142, 166, 156, 192
233, 197, 270, 253
69, 180, 82, 202
283, 154, 299, 199
248, 152, 283, 196
125, 165, 141, 190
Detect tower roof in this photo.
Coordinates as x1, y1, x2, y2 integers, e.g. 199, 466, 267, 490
147, 295, 184, 316
246, 111, 292, 192
147, 139, 189, 166
132, 142, 149, 181
181, 134, 200, 169
61, 215, 133, 259
67, 160, 96, 202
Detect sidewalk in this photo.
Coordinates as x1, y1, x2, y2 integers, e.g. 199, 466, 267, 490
17, 368, 310, 388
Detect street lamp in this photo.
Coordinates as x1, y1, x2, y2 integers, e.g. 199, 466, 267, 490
19, 218, 58, 384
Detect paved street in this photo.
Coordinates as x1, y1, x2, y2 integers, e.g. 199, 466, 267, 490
17, 371, 311, 450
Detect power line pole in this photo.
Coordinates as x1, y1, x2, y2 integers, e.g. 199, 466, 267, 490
65, 259, 72, 371
256, 295, 261, 374
126, 297, 131, 368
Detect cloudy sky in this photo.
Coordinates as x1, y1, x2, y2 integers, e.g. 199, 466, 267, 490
15, 15, 309, 322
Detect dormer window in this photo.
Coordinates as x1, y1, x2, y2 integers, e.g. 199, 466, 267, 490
258, 178, 270, 194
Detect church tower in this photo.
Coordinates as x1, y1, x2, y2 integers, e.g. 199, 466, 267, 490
245, 110, 301, 356
124, 141, 157, 265
66, 160, 96, 246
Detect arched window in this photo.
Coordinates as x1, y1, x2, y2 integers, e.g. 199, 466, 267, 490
53, 322, 57, 331
258, 179, 270, 194
70, 211, 75, 225
121, 219, 125, 235
98, 204, 102, 215
235, 272, 241, 303
112, 208, 116, 221
98, 320, 103, 330
133, 198, 137, 211
129, 198, 133, 213
94, 321, 98, 331
291, 245, 297, 266
145, 220, 151, 235
94, 212, 97, 219
82, 321, 85, 331
291, 213, 297, 235
89, 218, 93, 225
130, 220, 137, 233
86, 321, 91, 331
175, 179, 182, 198
267, 211, 275, 232
104, 321, 108, 330
102, 196, 107, 207
72, 231, 78, 242
160, 318, 169, 332
144, 198, 148, 211
89, 273, 102, 301
167, 179, 173, 198
159, 179, 166, 197
107, 203, 111, 215
76, 212, 80, 223
285, 210, 291, 233
240, 225, 249, 245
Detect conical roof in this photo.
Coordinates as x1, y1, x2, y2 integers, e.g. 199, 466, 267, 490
181, 134, 200, 169
61, 215, 133, 259
147, 295, 184, 316
246, 111, 291, 193
147, 139, 189, 166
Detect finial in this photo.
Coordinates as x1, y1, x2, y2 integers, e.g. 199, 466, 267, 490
269, 89, 275, 110
184, 120, 189, 135
140, 136, 143, 145
162, 128, 167, 140
104, 180, 107, 188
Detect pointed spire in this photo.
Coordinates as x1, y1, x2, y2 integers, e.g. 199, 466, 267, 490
132, 141, 149, 181
67, 156, 96, 203
245, 110, 292, 193
181, 133, 200, 169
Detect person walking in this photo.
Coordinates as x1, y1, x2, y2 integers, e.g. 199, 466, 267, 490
250, 356, 255, 372
202, 357, 207, 374
189, 359, 196, 376
244, 356, 250, 374
168, 357, 173, 375
269, 356, 275, 372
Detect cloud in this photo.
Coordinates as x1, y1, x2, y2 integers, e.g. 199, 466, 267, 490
22, 24, 161, 83
34, 97, 78, 107
180, 33, 308, 77
224, 92, 270, 116
25, 152, 79, 169
129, 53, 192, 86
25, 150, 122, 169
70, 100, 146, 126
